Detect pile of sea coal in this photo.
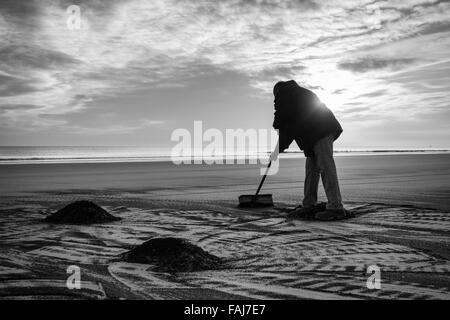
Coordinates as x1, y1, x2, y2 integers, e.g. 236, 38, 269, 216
123, 237, 222, 272
44, 200, 121, 224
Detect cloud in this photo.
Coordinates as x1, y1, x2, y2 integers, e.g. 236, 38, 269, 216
0, 73, 40, 96
357, 89, 387, 98
0, 44, 80, 82
65, 119, 164, 135
257, 65, 307, 78
341, 106, 371, 114
0, 104, 41, 110
338, 57, 417, 73
0, 0, 41, 34
0, 0, 449, 145
0, 45, 80, 72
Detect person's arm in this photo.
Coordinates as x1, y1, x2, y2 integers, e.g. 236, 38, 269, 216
278, 128, 293, 153
273, 90, 296, 153
272, 95, 282, 130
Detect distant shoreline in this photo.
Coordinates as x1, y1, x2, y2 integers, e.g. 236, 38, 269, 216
0, 149, 449, 165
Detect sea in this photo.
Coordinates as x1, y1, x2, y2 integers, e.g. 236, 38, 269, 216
0, 146, 449, 165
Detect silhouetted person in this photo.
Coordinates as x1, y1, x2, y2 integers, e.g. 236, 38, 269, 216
270, 80, 348, 220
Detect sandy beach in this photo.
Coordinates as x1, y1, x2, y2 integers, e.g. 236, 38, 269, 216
0, 153, 449, 299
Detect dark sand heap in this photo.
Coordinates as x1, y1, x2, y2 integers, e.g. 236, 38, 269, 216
123, 237, 223, 272
44, 200, 121, 224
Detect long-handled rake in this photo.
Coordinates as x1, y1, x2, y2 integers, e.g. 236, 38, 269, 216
238, 159, 274, 208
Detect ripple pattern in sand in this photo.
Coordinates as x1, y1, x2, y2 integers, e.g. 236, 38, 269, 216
0, 203, 449, 299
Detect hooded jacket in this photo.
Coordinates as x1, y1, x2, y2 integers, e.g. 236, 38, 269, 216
272, 80, 343, 157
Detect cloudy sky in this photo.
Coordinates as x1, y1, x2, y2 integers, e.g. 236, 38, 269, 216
0, 0, 449, 148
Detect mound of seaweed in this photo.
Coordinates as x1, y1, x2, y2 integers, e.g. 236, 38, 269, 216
123, 237, 222, 272
44, 200, 121, 224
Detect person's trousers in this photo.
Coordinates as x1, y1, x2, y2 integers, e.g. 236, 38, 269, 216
302, 134, 343, 210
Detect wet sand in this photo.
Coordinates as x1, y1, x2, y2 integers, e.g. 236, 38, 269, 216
0, 154, 449, 299
1, 153, 449, 210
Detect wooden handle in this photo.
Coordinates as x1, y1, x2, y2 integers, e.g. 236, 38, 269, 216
255, 138, 279, 197
255, 160, 272, 196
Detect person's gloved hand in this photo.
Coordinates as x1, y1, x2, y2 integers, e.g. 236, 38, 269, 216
269, 150, 279, 162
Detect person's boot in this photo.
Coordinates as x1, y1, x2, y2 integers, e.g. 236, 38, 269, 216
288, 203, 326, 220
314, 208, 348, 221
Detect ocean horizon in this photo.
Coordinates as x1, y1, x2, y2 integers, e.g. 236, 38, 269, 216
0, 146, 449, 165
